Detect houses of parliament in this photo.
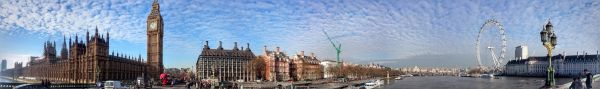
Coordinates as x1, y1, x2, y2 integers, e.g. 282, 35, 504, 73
18, 0, 165, 83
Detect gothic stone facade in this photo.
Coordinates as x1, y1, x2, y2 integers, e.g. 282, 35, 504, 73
196, 41, 256, 82
22, 29, 147, 83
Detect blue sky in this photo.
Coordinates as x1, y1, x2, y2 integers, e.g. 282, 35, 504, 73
0, 0, 599, 69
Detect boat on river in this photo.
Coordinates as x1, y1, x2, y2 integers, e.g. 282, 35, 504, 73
394, 77, 403, 80
364, 79, 384, 89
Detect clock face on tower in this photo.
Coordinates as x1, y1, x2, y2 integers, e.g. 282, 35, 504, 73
150, 21, 157, 30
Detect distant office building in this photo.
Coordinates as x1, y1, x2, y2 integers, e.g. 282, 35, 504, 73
290, 51, 323, 81
505, 51, 600, 77
261, 46, 291, 82
320, 60, 337, 78
196, 41, 256, 82
1, 59, 6, 71
365, 63, 387, 69
515, 45, 528, 60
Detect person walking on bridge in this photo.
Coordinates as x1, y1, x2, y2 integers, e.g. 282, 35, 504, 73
583, 69, 593, 89
570, 77, 583, 89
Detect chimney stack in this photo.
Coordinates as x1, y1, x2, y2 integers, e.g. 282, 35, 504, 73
276, 47, 280, 53
217, 41, 223, 50
234, 42, 238, 50
246, 43, 251, 51
204, 41, 209, 49
264, 46, 267, 52
311, 52, 315, 58
300, 51, 305, 57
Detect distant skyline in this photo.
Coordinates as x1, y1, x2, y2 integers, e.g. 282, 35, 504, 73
1, 0, 599, 69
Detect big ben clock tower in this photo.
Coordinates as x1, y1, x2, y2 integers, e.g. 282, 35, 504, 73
147, 0, 163, 79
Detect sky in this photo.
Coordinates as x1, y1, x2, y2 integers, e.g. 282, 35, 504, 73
0, 0, 599, 69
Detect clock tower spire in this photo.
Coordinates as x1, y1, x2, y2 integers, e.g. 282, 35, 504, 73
147, 0, 163, 80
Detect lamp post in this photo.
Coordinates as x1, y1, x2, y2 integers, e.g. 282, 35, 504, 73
540, 21, 557, 87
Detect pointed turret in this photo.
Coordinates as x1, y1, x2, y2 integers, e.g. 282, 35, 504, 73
94, 26, 99, 39
75, 34, 79, 46
68, 36, 72, 49
106, 30, 110, 44
86, 30, 89, 43
138, 54, 142, 62
61, 36, 69, 60
150, 0, 161, 16
43, 42, 47, 55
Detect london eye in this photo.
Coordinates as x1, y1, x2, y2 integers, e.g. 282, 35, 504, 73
475, 19, 507, 73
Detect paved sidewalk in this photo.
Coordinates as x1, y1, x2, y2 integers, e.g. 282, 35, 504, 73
558, 74, 600, 89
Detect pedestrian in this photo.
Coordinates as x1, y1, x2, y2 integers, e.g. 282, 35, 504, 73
583, 69, 592, 89
185, 80, 193, 89
570, 77, 583, 89
96, 81, 103, 88
170, 77, 175, 87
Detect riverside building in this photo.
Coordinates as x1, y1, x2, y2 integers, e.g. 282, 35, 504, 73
196, 41, 256, 82
290, 51, 323, 81
505, 47, 600, 77
22, 30, 147, 83
320, 60, 337, 79
261, 46, 291, 82
4, 0, 164, 83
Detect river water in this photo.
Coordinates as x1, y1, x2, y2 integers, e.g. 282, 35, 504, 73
0, 77, 18, 83
380, 76, 571, 89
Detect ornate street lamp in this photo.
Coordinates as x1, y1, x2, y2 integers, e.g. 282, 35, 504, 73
540, 21, 557, 87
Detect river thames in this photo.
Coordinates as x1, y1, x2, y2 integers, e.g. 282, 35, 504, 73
380, 76, 571, 89
0, 77, 18, 83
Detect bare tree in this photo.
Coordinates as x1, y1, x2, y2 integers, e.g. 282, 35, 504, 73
247, 56, 267, 80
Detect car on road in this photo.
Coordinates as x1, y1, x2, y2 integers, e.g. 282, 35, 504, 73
104, 81, 124, 89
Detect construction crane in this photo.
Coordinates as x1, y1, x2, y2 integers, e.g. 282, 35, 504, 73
321, 29, 342, 67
